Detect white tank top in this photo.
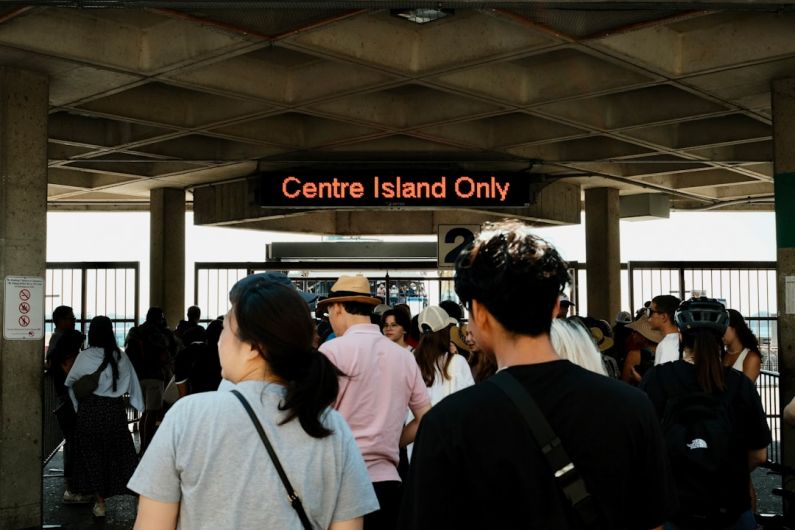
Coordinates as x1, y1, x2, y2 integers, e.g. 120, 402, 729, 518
731, 347, 750, 371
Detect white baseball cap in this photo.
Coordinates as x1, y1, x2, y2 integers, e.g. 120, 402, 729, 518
418, 305, 457, 333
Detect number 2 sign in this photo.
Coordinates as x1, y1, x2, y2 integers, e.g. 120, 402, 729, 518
437, 225, 480, 269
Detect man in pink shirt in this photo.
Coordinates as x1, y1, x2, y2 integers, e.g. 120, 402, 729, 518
318, 275, 431, 530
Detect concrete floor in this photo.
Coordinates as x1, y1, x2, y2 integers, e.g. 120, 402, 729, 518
43, 448, 138, 529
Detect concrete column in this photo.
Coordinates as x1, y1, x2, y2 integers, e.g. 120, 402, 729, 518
584, 187, 621, 322
149, 188, 185, 328
0, 68, 48, 529
773, 78, 795, 512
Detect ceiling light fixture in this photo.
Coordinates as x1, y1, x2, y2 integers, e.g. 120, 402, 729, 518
390, 8, 454, 24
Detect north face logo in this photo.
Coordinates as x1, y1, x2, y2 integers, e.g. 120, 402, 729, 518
687, 438, 708, 450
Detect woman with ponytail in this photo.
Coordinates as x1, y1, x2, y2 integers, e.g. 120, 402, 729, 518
65, 315, 143, 518
640, 298, 770, 530
129, 274, 378, 530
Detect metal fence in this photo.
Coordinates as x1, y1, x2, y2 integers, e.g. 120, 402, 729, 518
758, 370, 781, 464
45, 262, 140, 352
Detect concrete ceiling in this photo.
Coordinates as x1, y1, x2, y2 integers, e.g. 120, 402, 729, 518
2, 2, 787, 213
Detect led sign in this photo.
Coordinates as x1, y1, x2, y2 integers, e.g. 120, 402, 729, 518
256, 172, 531, 208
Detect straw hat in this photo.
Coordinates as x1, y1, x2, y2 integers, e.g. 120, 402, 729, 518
316, 275, 381, 310
626, 315, 664, 344
450, 324, 469, 352
589, 327, 614, 352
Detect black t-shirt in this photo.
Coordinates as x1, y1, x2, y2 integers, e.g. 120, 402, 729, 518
399, 360, 678, 530
174, 342, 222, 394
640, 361, 772, 518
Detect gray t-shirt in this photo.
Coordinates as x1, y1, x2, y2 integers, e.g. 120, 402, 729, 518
128, 380, 378, 529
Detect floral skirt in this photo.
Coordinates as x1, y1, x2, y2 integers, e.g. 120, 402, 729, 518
72, 395, 138, 498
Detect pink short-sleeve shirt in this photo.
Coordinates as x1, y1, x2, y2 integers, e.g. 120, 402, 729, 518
320, 323, 430, 483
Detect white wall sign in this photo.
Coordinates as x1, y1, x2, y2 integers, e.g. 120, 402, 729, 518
437, 225, 480, 270
4, 276, 45, 340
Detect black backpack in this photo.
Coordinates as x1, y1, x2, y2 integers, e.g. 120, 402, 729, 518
659, 366, 744, 529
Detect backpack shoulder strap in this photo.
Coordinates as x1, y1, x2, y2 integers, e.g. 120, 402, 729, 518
488, 370, 602, 529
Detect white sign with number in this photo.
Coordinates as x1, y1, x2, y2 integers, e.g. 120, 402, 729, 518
438, 225, 480, 269
4, 276, 45, 340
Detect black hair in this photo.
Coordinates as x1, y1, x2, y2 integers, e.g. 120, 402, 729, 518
52, 305, 74, 324
381, 308, 411, 336
681, 328, 726, 394
87, 316, 121, 391
341, 301, 374, 316
187, 306, 201, 321
145, 307, 165, 325
205, 318, 223, 346
229, 278, 342, 438
409, 314, 420, 343
652, 295, 681, 322
727, 308, 762, 360
439, 300, 464, 323
454, 220, 570, 337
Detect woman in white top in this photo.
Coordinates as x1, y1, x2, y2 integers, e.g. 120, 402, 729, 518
722, 308, 762, 383
129, 273, 378, 530
414, 306, 474, 406
64, 315, 144, 518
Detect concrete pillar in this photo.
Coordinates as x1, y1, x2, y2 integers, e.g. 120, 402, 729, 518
149, 188, 185, 328
584, 187, 621, 322
772, 78, 795, 511
0, 68, 48, 529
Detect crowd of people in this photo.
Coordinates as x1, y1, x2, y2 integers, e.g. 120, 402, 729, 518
45, 218, 775, 530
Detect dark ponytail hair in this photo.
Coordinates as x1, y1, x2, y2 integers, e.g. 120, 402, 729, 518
87, 315, 121, 391
229, 277, 342, 438
414, 326, 452, 387
681, 328, 725, 394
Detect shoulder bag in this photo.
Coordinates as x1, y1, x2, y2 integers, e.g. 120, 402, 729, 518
231, 389, 313, 530
72, 357, 110, 401
488, 370, 604, 530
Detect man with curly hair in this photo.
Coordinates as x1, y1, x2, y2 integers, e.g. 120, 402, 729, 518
399, 220, 677, 530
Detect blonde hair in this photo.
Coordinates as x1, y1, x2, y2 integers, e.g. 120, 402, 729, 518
551, 319, 607, 376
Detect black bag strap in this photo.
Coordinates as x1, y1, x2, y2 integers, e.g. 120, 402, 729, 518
93, 356, 110, 376
489, 370, 602, 529
231, 390, 313, 530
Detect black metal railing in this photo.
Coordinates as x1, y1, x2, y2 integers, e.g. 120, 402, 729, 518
758, 370, 781, 464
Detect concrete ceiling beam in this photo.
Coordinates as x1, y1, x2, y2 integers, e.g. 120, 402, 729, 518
431, 48, 658, 107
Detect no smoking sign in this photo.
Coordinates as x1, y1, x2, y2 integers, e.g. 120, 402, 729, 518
4, 276, 44, 340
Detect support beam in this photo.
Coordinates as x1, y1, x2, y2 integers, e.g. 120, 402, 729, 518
0, 68, 48, 530
772, 77, 795, 516
149, 188, 185, 328
585, 187, 621, 322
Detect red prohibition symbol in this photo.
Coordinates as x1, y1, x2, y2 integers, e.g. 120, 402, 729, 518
19, 302, 30, 314
18, 315, 30, 327
19, 289, 31, 301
